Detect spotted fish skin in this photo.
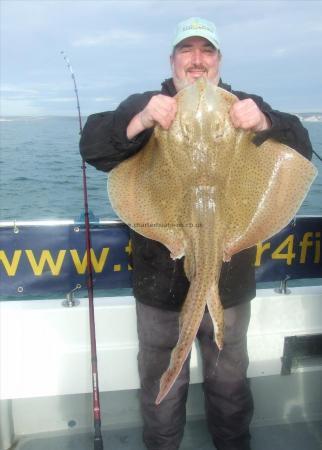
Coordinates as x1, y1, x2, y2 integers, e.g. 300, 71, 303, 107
155, 185, 225, 405
108, 78, 317, 405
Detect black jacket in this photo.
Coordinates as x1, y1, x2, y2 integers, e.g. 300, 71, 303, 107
80, 78, 313, 311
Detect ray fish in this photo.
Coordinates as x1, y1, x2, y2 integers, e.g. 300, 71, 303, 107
108, 78, 317, 405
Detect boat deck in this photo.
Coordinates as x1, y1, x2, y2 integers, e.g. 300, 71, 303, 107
11, 418, 322, 450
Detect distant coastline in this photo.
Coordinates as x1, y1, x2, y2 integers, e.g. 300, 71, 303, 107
1, 114, 322, 123
0, 116, 81, 122
294, 113, 322, 123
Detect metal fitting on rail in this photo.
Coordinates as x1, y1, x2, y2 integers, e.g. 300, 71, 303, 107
274, 275, 291, 295
62, 284, 81, 307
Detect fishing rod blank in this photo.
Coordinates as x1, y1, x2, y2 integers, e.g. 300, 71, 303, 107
61, 51, 104, 450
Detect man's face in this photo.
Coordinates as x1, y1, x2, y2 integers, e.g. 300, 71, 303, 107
170, 36, 221, 91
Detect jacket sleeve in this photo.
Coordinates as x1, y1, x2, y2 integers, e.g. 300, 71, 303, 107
79, 92, 157, 172
233, 90, 313, 161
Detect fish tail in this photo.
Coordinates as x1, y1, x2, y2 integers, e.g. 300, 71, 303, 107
206, 286, 224, 350
155, 361, 185, 405
155, 283, 206, 405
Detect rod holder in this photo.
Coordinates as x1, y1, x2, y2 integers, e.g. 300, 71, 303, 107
274, 275, 291, 295
0, 400, 15, 450
62, 284, 81, 307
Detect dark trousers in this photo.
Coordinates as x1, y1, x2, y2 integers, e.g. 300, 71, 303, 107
136, 301, 253, 450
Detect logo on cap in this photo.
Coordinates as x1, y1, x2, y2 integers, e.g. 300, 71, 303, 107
183, 21, 213, 33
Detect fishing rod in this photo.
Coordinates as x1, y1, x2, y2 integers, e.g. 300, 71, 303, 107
61, 51, 104, 450
312, 149, 322, 162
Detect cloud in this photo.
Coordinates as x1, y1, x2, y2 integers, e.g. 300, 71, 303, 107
2, 1, 322, 115
43, 97, 75, 103
94, 97, 114, 102
0, 85, 39, 96
0, 98, 44, 116
72, 29, 147, 47
93, 97, 118, 109
272, 48, 287, 58
270, 39, 322, 60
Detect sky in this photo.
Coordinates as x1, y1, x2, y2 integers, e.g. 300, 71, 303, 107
1, 0, 322, 116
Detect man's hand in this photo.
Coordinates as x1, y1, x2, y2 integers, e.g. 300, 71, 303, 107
127, 95, 177, 140
229, 98, 271, 132
140, 95, 177, 130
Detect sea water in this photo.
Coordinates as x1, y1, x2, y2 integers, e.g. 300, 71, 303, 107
0, 116, 321, 221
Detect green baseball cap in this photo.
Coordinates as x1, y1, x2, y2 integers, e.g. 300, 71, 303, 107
172, 17, 220, 50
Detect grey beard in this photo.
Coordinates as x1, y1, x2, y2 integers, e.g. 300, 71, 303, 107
172, 72, 220, 92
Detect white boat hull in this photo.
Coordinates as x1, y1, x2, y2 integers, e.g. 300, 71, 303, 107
1, 287, 322, 401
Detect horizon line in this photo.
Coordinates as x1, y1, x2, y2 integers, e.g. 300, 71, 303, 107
1, 111, 322, 118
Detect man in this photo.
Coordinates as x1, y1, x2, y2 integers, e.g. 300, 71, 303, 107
80, 17, 312, 450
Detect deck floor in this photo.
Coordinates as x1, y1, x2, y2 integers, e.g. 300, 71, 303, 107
12, 418, 322, 450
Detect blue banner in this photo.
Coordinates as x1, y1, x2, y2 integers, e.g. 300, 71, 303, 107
0, 217, 321, 298
0, 222, 132, 297
255, 217, 321, 281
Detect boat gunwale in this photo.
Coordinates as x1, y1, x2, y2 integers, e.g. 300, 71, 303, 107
0, 215, 321, 228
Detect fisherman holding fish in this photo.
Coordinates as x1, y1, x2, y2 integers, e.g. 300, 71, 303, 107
80, 17, 313, 450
